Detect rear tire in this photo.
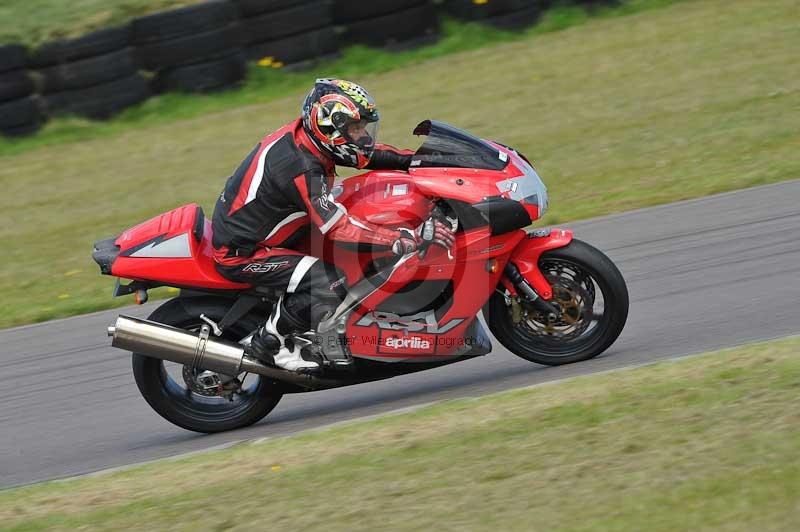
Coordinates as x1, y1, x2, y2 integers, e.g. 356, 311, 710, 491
132, 297, 282, 433
484, 239, 628, 366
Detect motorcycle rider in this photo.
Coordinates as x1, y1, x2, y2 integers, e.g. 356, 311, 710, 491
212, 78, 456, 373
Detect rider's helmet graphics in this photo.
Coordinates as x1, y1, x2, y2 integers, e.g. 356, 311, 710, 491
301, 78, 379, 169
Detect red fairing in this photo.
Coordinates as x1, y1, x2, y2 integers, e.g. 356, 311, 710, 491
337, 171, 433, 227
342, 227, 525, 359
112, 204, 250, 290
508, 229, 573, 300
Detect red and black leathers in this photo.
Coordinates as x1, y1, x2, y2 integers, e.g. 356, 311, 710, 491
212, 118, 413, 332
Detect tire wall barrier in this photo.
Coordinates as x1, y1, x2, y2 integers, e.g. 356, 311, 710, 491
132, 0, 246, 94
333, 0, 440, 49
237, 0, 338, 67
0, 45, 42, 137
31, 26, 150, 120
0, 0, 616, 138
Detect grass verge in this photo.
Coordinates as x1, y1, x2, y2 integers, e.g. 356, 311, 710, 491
1, 0, 798, 328
0, 0, 204, 46
2, 336, 799, 530
0, 0, 693, 159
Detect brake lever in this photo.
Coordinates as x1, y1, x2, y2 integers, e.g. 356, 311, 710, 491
418, 242, 455, 261
418, 244, 429, 260
418, 210, 458, 262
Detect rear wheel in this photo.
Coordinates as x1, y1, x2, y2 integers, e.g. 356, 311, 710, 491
484, 239, 628, 365
132, 297, 281, 433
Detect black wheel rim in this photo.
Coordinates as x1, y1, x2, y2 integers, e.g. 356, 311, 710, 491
506, 257, 609, 357
155, 321, 267, 422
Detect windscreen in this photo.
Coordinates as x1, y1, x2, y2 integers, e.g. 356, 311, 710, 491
410, 120, 509, 171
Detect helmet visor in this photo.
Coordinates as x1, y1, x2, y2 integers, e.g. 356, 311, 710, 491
342, 118, 379, 153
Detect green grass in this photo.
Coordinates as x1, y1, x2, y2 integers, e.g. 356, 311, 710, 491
0, 1, 693, 159
0, 0, 674, 47
2, 336, 799, 531
1, 0, 798, 329
0, 0, 205, 46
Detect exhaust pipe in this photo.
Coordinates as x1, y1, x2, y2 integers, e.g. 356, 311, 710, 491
107, 315, 331, 389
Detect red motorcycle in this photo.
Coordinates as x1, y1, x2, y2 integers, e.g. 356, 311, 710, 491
95, 120, 628, 433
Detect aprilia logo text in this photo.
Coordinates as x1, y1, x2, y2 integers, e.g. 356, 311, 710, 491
385, 336, 431, 350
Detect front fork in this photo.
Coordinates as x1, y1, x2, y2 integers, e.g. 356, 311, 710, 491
500, 228, 574, 310
503, 261, 560, 317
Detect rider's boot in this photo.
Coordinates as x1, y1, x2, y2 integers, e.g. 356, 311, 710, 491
246, 301, 321, 374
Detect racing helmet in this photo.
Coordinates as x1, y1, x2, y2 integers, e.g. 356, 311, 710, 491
301, 78, 379, 169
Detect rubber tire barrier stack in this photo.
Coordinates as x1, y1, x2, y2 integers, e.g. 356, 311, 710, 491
334, 0, 440, 49
31, 26, 150, 120
0, 45, 43, 137
237, 0, 338, 67
442, 0, 548, 30
133, 0, 247, 93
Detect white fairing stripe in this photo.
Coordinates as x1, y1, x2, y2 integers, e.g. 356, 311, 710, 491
348, 216, 371, 230
244, 139, 280, 206
264, 212, 308, 241
130, 233, 192, 258
319, 205, 346, 234
287, 256, 319, 293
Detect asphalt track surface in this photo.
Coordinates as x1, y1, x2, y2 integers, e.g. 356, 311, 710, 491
2, 180, 799, 488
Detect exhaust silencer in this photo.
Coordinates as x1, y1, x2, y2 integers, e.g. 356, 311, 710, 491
108, 315, 278, 379
108, 315, 342, 390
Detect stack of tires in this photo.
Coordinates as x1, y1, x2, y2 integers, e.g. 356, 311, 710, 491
237, 0, 338, 68
32, 26, 150, 120
0, 45, 42, 137
133, 0, 247, 94
334, 0, 440, 49
442, 0, 547, 30
573, 0, 619, 8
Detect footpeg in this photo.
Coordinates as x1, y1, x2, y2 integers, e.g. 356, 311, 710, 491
199, 314, 223, 336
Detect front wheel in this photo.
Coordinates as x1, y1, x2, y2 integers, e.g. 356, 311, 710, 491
132, 297, 282, 433
484, 239, 628, 366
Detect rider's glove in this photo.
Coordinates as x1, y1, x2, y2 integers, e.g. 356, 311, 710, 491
391, 218, 456, 256
392, 228, 418, 255
419, 217, 456, 251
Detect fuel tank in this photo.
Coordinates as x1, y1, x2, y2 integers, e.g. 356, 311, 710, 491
335, 171, 433, 227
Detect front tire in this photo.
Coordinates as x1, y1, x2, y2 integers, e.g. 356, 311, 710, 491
484, 239, 628, 366
132, 297, 282, 433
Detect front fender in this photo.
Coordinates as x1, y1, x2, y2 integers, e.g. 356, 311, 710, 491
507, 228, 573, 300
